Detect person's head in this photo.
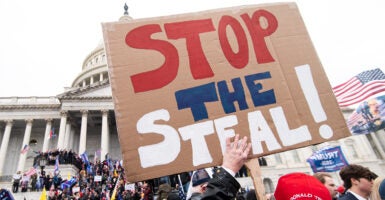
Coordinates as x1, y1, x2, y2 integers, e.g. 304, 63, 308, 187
368, 98, 379, 113
370, 176, 385, 200
274, 172, 331, 200
191, 169, 211, 194
313, 172, 338, 199
142, 183, 150, 191
339, 164, 376, 198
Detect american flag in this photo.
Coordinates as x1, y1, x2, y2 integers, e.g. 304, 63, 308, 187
333, 68, 385, 107
24, 167, 37, 177
177, 174, 187, 200
49, 127, 56, 139
178, 185, 186, 200
20, 144, 30, 154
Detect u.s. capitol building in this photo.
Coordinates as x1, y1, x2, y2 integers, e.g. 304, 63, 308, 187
0, 7, 384, 196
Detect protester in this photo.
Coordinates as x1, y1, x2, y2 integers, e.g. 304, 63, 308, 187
314, 172, 338, 200
22, 134, 250, 199
274, 172, 331, 200
370, 176, 385, 200
12, 171, 21, 193
188, 169, 211, 200
158, 178, 172, 200
338, 164, 377, 200
142, 182, 153, 200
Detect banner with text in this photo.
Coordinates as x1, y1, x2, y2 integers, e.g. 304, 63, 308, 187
306, 146, 349, 173
102, 3, 350, 182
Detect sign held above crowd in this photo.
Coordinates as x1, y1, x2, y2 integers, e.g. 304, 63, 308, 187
102, 2, 350, 182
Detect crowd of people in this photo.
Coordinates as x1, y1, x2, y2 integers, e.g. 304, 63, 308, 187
9, 135, 385, 200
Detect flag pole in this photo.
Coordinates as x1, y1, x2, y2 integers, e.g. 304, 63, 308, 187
177, 174, 185, 193
245, 158, 266, 200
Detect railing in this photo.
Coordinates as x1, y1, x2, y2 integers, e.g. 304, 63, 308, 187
0, 97, 60, 105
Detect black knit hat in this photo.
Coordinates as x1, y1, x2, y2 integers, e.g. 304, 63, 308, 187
192, 169, 210, 187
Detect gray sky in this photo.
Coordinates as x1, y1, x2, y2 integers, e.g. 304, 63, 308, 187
0, 0, 384, 97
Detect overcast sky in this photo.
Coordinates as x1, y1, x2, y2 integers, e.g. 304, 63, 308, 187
0, 0, 384, 97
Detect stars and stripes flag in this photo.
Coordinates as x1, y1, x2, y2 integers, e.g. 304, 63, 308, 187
54, 156, 60, 174
332, 68, 385, 107
25, 167, 38, 177
177, 174, 187, 200
49, 127, 56, 139
20, 144, 30, 154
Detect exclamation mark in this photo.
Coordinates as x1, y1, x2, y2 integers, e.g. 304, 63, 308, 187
295, 64, 333, 139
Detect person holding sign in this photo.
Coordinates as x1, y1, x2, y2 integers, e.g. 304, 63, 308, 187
198, 134, 251, 200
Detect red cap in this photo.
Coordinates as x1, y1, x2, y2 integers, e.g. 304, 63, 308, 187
274, 172, 331, 200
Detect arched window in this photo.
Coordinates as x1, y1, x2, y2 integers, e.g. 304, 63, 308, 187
258, 157, 267, 166
345, 139, 359, 159
292, 150, 301, 163
263, 178, 275, 194
274, 154, 282, 164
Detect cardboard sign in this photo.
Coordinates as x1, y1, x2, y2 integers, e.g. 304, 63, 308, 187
94, 175, 102, 182
102, 2, 350, 182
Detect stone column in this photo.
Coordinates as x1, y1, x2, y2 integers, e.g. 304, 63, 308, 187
42, 119, 52, 152
100, 73, 104, 82
370, 132, 385, 159
90, 76, 94, 85
82, 80, 86, 87
63, 121, 72, 150
79, 110, 88, 154
101, 110, 109, 160
0, 120, 13, 175
17, 119, 33, 172
57, 111, 67, 150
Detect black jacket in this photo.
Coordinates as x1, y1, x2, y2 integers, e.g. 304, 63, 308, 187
200, 167, 240, 200
338, 192, 359, 200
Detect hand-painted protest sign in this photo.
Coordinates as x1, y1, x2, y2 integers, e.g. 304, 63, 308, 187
306, 146, 349, 173
102, 2, 350, 182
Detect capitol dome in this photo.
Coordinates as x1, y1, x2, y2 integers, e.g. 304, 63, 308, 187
71, 40, 108, 89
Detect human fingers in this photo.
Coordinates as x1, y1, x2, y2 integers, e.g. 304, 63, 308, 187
231, 134, 240, 150
239, 136, 248, 151
242, 142, 252, 159
225, 135, 232, 151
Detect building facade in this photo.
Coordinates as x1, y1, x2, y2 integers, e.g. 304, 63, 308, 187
0, 10, 384, 194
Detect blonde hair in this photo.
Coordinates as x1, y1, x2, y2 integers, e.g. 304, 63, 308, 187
370, 176, 385, 200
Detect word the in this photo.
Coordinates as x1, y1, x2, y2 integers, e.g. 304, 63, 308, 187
175, 71, 276, 121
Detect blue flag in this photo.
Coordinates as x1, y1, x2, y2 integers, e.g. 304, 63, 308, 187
306, 146, 349, 173
61, 177, 77, 190
81, 152, 89, 165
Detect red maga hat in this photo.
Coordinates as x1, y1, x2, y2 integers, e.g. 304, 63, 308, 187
274, 172, 331, 200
